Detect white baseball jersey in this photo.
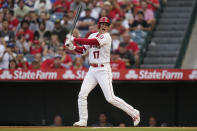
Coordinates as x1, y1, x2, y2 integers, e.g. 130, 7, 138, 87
76, 32, 138, 125
85, 32, 112, 64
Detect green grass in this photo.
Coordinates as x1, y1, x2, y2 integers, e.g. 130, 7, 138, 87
0, 127, 197, 131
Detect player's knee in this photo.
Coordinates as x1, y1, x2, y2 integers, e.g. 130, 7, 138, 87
78, 92, 87, 100
106, 97, 115, 104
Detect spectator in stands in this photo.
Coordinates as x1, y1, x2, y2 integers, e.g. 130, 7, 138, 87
0, 1, 4, 8
90, 0, 102, 20
0, 19, 15, 44
99, 9, 108, 18
34, 21, 51, 42
14, 0, 30, 19
148, 116, 157, 127
118, 43, 135, 68
1, 5, 9, 18
31, 60, 40, 69
146, 0, 160, 12
18, 20, 34, 42
78, 8, 97, 31
85, 25, 97, 38
80, 2, 101, 21
67, 10, 75, 25
138, 0, 155, 27
110, 51, 126, 70
34, 0, 52, 14
119, 15, 130, 31
39, 11, 54, 31
111, 18, 127, 35
160, 122, 168, 127
132, 0, 160, 14
52, 0, 72, 13
0, 11, 4, 31
28, 11, 39, 33
6, 10, 19, 32
120, 0, 134, 26
3, 0, 15, 9
51, 115, 63, 126
9, 59, 18, 69
103, 1, 122, 21
25, 0, 36, 8
56, 46, 72, 69
92, 113, 113, 127
34, 53, 42, 62
70, 56, 86, 70
50, 54, 64, 69
130, 11, 151, 31
52, 19, 69, 43
61, 14, 72, 31
70, 0, 86, 11
119, 123, 126, 127
0, 42, 16, 69
15, 13, 37, 33
30, 40, 43, 55
0, 38, 6, 69
122, 33, 140, 68
43, 34, 60, 58
110, 29, 120, 52
15, 53, 29, 69
40, 57, 53, 69
16, 32, 30, 54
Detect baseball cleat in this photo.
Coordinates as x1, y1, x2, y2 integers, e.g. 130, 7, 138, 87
73, 121, 87, 127
133, 109, 140, 126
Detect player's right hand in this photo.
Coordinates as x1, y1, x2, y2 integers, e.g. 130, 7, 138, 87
65, 40, 76, 50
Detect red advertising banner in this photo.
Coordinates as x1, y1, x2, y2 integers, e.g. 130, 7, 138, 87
0, 69, 196, 81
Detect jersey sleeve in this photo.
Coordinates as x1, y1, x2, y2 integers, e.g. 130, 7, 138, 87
95, 33, 112, 46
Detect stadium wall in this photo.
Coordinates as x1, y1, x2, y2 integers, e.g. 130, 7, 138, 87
0, 81, 196, 126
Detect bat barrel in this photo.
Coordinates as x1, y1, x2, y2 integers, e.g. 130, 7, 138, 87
70, 4, 82, 35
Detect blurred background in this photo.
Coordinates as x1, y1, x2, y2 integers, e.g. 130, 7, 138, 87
0, 0, 197, 127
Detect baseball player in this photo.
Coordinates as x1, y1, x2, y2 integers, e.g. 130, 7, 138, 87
65, 17, 140, 127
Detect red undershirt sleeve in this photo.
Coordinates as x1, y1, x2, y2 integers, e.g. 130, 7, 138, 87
74, 38, 100, 46
73, 42, 87, 54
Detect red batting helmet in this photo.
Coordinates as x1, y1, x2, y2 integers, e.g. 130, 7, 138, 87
98, 17, 110, 28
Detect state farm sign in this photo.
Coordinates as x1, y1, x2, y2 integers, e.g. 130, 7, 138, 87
139, 70, 183, 79
0, 70, 57, 80
125, 69, 184, 80
0, 69, 196, 81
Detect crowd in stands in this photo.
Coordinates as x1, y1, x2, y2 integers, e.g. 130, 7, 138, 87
50, 114, 168, 127
0, 0, 161, 70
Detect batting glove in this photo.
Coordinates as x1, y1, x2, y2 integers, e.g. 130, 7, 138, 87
66, 34, 74, 42
65, 41, 76, 50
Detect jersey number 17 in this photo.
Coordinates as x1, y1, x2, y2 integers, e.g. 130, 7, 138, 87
93, 51, 99, 59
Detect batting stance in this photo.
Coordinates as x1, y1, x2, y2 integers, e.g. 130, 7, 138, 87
65, 17, 140, 127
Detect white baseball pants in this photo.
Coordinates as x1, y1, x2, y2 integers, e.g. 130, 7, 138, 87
77, 64, 136, 122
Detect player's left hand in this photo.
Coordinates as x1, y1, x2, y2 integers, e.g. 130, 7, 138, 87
66, 34, 74, 42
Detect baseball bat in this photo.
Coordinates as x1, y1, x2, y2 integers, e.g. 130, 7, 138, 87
69, 4, 82, 36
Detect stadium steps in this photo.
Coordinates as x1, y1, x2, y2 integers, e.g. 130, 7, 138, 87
143, 57, 177, 64
161, 13, 190, 19
156, 25, 186, 31
153, 31, 185, 37
140, 64, 175, 69
148, 44, 181, 51
146, 51, 179, 57
141, 0, 195, 68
